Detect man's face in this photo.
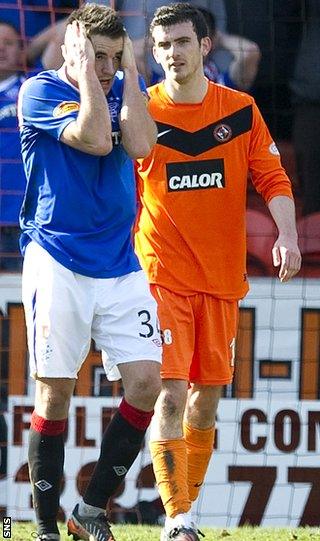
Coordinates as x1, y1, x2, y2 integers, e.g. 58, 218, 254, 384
0, 23, 21, 79
90, 34, 123, 94
152, 21, 208, 84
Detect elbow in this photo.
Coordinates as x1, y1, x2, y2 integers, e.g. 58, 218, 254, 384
100, 139, 113, 155
245, 44, 262, 66
134, 131, 157, 158
129, 142, 154, 159
88, 137, 113, 156
125, 136, 156, 159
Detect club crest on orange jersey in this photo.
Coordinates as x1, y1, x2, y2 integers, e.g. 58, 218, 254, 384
53, 101, 80, 117
213, 123, 232, 143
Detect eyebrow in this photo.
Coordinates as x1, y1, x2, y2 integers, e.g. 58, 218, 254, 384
95, 49, 122, 56
157, 36, 192, 46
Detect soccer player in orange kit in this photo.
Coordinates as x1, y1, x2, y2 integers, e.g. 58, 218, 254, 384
134, 3, 301, 540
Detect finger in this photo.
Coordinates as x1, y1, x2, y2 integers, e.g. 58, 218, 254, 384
77, 20, 86, 38
278, 246, 289, 281
279, 252, 301, 282
278, 262, 287, 281
272, 246, 280, 267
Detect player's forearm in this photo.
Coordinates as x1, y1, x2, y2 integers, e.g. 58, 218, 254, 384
120, 67, 157, 158
220, 33, 261, 90
267, 195, 298, 239
76, 65, 112, 153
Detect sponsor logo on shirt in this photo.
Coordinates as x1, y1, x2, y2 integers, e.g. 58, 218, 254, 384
213, 123, 232, 143
52, 101, 80, 117
166, 159, 225, 192
108, 99, 121, 122
269, 142, 280, 156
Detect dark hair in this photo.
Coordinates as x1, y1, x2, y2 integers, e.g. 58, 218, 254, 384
196, 7, 216, 38
150, 2, 208, 44
67, 3, 126, 39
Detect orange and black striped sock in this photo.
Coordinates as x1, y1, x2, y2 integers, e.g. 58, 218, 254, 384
149, 439, 191, 518
184, 423, 215, 502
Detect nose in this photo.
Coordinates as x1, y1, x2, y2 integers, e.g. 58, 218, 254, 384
101, 57, 115, 75
166, 43, 179, 58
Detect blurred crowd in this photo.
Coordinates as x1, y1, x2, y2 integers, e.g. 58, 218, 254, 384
0, 0, 319, 272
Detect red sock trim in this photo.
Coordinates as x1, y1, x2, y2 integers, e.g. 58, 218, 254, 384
31, 411, 67, 436
119, 399, 153, 431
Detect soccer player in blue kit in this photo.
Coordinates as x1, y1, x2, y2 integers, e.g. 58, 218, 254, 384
18, 4, 161, 540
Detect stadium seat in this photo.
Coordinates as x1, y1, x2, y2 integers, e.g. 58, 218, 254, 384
297, 213, 320, 277
246, 209, 278, 276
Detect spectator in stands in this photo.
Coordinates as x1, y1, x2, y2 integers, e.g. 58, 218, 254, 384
26, 18, 67, 69
290, 0, 320, 216
0, 20, 26, 271
197, 6, 261, 90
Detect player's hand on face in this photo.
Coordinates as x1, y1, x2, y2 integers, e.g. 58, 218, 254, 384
120, 34, 138, 71
63, 20, 95, 74
272, 236, 302, 282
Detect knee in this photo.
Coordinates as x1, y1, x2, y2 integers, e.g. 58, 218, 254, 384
187, 385, 222, 427
125, 373, 161, 410
158, 387, 185, 421
36, 385, 71, 419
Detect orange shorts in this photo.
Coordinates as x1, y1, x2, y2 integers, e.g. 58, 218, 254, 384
151, 285, 239, 385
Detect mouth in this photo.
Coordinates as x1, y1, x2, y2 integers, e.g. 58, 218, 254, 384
170, 62, 185, 69
100, 78, 112, 87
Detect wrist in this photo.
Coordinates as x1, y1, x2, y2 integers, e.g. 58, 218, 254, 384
78, 59, 95, 73
277, 231, 298, 241
123, 65, 139, 78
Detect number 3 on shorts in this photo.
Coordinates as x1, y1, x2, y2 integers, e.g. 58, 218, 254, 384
138, 309, 155, 338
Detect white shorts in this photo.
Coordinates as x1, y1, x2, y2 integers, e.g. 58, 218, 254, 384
22, 242, 162, 381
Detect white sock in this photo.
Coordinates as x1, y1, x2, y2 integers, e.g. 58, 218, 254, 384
165, 512, 193, 531
78, 499, 105, 518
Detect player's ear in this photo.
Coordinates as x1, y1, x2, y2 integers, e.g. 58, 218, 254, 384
152, 45, 161, 65
201, 36, 212, 57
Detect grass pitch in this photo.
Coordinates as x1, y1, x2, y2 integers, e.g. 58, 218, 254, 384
10, 523, 320, 541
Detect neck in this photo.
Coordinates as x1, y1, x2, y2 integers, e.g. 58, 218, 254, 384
164, 71, 208, 104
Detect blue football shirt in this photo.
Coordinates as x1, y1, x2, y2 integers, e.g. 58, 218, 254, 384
19, 67, 142, 278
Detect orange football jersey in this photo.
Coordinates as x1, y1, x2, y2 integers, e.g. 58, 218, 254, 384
135, 81, 293, 299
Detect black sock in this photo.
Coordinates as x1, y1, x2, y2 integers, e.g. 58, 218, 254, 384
83, 410, 146, 509
28, 428, 64, 534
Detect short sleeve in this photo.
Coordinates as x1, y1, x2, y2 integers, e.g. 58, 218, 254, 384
18, 75, 80, 140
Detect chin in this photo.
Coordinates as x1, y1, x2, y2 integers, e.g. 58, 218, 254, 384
171, 74, 188, 84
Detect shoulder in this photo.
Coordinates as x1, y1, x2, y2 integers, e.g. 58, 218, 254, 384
20, 70, 71, 103
20, 70, 57, 92
208, 80, 254, 105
